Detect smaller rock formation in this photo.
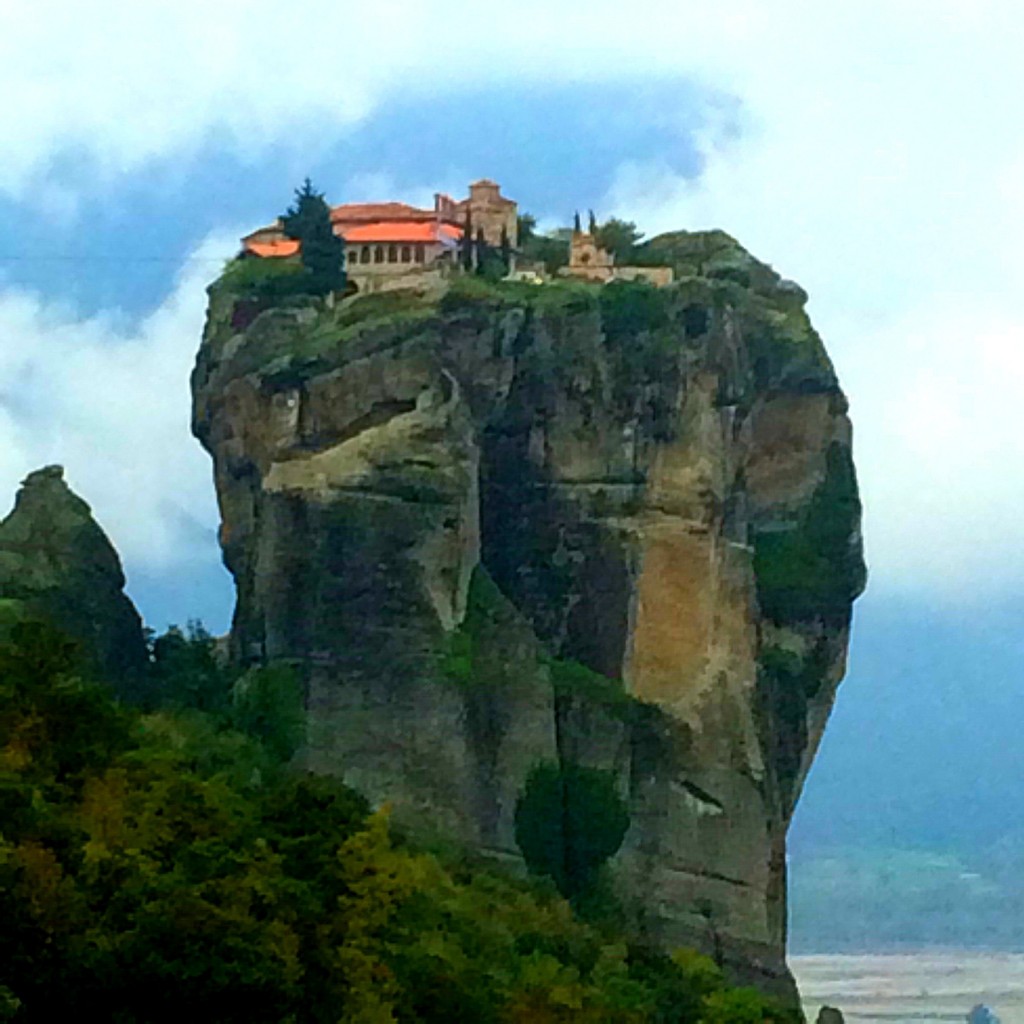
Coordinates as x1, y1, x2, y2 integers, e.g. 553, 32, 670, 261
816, 1007, 845, 1024
0, 466, 147, 688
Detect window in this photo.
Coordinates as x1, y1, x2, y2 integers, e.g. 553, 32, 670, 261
401, 245, 411, 263
361, 246, 371, 264
388, 245, 398, 263
374, 246, 384, 264
414, 244, 425, 263
349, 249, 358, 264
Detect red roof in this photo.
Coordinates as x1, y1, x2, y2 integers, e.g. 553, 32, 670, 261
247, 239, 299, 257
341, 221, 463, 244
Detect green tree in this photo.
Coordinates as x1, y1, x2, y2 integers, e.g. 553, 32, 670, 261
515, 761, 630, 902
461, 209, 474, 271
149, 621, 233, 716
0, 620, 132, 790
500, 224, 512, 273
517, 212, 537, 245
229, 663, 304, 764
281, 178, 346, 295
595, 218, 644, 262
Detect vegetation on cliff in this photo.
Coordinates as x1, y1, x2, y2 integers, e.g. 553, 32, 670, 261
753, 443, 865, 624
0, 621, 799, 1023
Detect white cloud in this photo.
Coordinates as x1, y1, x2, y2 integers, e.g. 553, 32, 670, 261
594, 2, 1024, 600
0, 233, 236, 584
4, 1, 1024, 601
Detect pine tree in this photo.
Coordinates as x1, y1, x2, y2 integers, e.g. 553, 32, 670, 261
282, 178, 346, 295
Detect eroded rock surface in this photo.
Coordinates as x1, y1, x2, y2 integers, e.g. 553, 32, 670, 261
192, 231, 866, 1003
0, 465, 147, 687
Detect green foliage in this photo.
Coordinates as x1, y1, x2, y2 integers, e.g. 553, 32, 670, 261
217, 255, 306, 302
229, 663, 304, 764
476, 238, 509, 282
515, 761, 630, 902
0, 620, 133, 789
281, 178, 346, 295
519, 220, 572, 273
440, 567, 509, 688
599, 279, 670, 340
633, 230, 778, 293
597, 280, 682, 438
753, 442, 865, 622
595, 218, 645, 262
148, 621, 233, 715
517, 212, 537, 244
699, 987, 801, 1024
0, 621, 798, 1020
548, 657, 632, 718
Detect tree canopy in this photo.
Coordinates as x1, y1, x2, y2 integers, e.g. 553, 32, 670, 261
281, 178, 346, 296
0, 620, 798, 1022
595, 218, 645, 262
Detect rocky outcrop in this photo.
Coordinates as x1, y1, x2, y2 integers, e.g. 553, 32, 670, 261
192, 230, 865, 1004
0, 466, 147, 687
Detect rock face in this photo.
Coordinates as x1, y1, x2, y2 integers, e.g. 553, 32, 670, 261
0, 466, 147, 687
193, 231, 866, 1004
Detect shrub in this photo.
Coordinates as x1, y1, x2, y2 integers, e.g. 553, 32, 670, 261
753, 442, 865, 622
515, 761, 630, 902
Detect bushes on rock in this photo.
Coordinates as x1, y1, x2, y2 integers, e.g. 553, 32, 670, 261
753, 442, 865, 623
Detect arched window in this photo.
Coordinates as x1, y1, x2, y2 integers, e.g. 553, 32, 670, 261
374, 246, 384, 264
361, 246, 371, 264
348, 249, 359, 264
388, 245, 398, 263
401, 245, 411, 263
414, 244, 425, 263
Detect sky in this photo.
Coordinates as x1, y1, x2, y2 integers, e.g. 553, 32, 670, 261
1, 0, 1023, 926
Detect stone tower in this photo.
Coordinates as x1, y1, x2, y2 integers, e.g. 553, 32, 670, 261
463, 179, 518, 248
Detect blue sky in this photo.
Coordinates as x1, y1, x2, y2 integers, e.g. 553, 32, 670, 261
1, 0, 1023, 916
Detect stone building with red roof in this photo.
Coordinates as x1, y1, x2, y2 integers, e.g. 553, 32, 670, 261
241, 180, 518, 293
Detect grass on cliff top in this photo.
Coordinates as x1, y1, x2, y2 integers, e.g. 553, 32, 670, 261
213, 242, 834, 395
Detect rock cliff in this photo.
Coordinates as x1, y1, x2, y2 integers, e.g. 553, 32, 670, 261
0, 465, 147, 688
192, 230, 865, 1003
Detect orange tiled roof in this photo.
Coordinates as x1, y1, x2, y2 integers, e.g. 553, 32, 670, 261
342, 221, 463, 244
246, 239, 300, 257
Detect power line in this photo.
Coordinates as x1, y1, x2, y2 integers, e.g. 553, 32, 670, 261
0, 254, 229, 264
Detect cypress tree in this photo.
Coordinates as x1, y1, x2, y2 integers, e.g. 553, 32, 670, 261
588, 209, 597, 234
475, 227, 488, 278
461, 209, 474, 271
500, 225, 511, 273
573, 210, 582, 233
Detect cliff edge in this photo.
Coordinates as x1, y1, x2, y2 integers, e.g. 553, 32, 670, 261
192, 229, 866, 1003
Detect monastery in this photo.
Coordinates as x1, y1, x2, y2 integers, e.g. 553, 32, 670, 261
241, 179, 671, 292
243, 179, 517, 293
